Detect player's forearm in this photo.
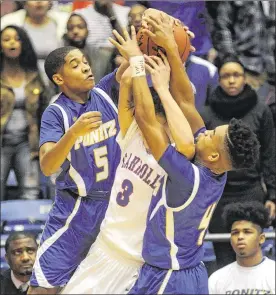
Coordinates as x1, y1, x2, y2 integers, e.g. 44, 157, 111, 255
156, 87, 195, 159
133, 76, 157, 127
165, 42, 195, 106
40, 129, 78, 176
119, 80, 134, 136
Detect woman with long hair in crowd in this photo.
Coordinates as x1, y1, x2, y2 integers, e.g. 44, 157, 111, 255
0, 25, 49, 200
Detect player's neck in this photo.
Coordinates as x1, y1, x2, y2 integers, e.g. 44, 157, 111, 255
63, 89, 90, 104
236, 250, 264, 267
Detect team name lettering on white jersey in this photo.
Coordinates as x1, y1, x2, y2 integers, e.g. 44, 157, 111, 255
121, 152, 162, 196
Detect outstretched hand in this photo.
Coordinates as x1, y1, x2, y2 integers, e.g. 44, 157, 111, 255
109, 26, 142, 60
144, 51, 171, 91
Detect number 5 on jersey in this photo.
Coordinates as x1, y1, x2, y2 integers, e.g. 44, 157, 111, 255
197, 202, 217, 246
94, 146, 108, 182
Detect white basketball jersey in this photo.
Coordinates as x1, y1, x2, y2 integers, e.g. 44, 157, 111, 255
98, 120, 167, 262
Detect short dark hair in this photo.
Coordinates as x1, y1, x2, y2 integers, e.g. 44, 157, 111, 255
5, 232, 38, 253
226, 118, 260, 169
149, 87, 166, 118
217, 53, 245, 74
44, 46, 78, 83
223, 201, 270, 232
0, 25, 39, 73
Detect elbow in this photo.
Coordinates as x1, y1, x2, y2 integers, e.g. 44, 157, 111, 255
40, 159, 56, 177
40, 165, 52, 177
176, 143, 195, 160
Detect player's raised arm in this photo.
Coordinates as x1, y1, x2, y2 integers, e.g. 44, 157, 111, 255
142, 14, 205, 134
144, 53, 195, 159
109, 27, 169, 161
117, 61, 135, 137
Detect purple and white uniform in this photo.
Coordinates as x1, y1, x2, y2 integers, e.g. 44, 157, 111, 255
30, 71, 121, 288
130, 127, 227, 294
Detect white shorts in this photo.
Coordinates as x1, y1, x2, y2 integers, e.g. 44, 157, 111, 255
60, 238, 142, 294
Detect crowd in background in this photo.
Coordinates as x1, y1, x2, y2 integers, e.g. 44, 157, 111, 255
0, 0, 275, 278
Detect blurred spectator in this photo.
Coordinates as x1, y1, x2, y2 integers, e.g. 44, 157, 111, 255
128, 3, 147, 33
0, 232, 38, 295
200, 54, 276, 269
0, 25, 49, 200
62, 13, 92, 66
114, 3, 147, 67
127, 1, 214, 60
186, 54, 218, 109
0, 0, 23, 17
209, 202, 275, 294
75, 0, 130, 82
0, 0, 69, 87
211, 1, 275, 91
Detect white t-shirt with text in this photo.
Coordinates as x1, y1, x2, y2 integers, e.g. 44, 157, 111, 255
209, 257, 275, 294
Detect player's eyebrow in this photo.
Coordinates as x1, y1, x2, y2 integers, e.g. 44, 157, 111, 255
69, 58, 78, 65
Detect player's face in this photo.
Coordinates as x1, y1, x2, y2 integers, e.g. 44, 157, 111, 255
129, 5, 147, 32
230, 220, 265, 258
56, 49, 95, 92
66, 15, 88, 45
1, 28, 22, 59
6, 238, 37, 277
25, 1, 50, 19
195, 125, 228, 167
219, 62, 246, 96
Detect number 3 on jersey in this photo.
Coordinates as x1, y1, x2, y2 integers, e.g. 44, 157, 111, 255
197, 202, 217, 246
116, 179, 133, 207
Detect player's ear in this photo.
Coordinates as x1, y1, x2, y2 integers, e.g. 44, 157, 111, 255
208, 152, 219, 162
259, 232, 266, 246
53, 73, 64, 86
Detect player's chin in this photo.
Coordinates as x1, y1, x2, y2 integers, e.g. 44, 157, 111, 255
86, 79, 95, 88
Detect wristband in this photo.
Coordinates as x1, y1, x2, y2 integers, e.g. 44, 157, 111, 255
129, 56, 146, 77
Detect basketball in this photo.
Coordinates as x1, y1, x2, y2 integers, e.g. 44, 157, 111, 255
137, 25, 191, 63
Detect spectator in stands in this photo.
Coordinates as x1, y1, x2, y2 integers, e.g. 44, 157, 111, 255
62, 13, 91, 66
128, 3, 147, 33
0, 232, 38, 295
0, 25, 49, 200
0, 0, 69, 87
186, 54, 219, 109
74, 0, 130, 82
114, 3, 147, 67
209, 201, 275, 294
200, 54, 276, 270
0, 0, 23, 17
211, 1, 275, 92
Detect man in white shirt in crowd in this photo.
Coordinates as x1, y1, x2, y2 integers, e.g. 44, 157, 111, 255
209, 201, 275, 294
75, 0, 130, 82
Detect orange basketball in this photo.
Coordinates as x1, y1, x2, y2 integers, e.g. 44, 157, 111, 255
137, 25, 190, 63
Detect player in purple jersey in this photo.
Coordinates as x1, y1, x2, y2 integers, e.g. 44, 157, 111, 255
109, 15, 261, 294
27, 46, 128, 294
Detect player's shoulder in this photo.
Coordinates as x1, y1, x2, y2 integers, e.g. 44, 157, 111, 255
209, 261, 236, 282
263, 257, 276, 268
91, 87, 118, 114
43, 95, 67, 118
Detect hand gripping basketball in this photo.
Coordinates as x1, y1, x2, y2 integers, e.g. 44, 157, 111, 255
137, 13, 192, 63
